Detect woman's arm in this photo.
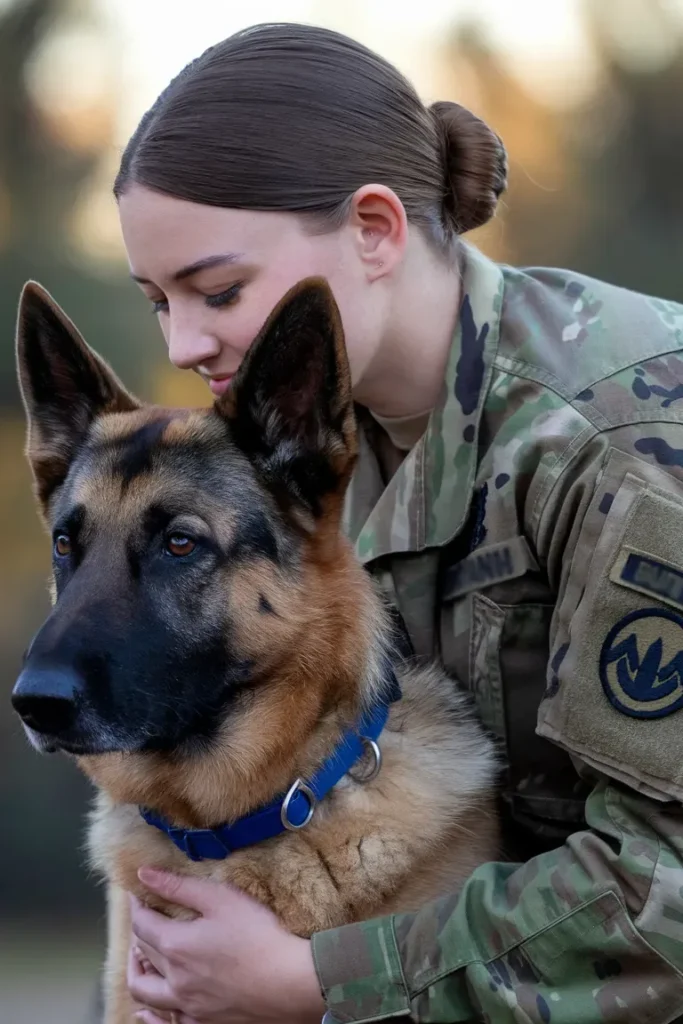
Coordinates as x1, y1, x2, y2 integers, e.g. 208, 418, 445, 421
315, 421, 683, 1022
126, 781, 683, 1024
313, 778, 683, 1022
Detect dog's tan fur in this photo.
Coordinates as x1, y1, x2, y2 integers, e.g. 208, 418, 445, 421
14, 279, 500, 1024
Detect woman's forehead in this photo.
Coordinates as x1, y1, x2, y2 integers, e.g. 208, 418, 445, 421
118, 187, 308, 281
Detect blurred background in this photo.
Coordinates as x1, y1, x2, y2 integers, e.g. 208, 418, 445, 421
2, 0, 683, 1018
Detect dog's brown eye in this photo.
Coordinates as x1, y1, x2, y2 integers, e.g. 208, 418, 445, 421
166, 534, 196, 557
54, 534, 71, 557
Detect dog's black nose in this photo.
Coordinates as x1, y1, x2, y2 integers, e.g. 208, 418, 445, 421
12, 667, 79, 735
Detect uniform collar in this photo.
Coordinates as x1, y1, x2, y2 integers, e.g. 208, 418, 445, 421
348, 242, 504, 564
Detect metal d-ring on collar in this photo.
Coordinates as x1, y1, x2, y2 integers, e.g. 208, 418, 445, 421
280, 779, 317, 831
348, 736, 382, 783
140, 664, 402, 861
282, 738, 382, 832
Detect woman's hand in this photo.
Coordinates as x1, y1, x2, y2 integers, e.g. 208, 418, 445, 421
128, 867, 326, 1024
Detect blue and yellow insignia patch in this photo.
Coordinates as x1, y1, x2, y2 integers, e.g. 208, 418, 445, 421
600, 608, 683, 718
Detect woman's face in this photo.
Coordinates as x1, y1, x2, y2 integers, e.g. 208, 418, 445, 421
119, 185, 386, 397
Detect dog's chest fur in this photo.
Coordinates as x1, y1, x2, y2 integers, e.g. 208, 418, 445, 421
88, 663, 498, 958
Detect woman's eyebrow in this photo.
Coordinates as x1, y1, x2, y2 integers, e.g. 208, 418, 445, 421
130, 252, 244, 285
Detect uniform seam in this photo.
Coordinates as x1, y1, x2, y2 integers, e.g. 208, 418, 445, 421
611, 852, 683, 985
533, 892, 625, 969
529, 422, 598, 531
633, 819, 683, 983
493, 357, 611, 431
531, 419, 683, 547
493, 358, 683, 433
489, 367, 601, 534
604, 785, 659, 920
389, 916, 413, 1010
639, 824, 663, 922
495, 342, 683, 398
407, 890, 621, 996
535, 887, 683, 991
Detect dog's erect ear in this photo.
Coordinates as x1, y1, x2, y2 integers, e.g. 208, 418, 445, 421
16, 281, 140, 509
218, 278, 357, 520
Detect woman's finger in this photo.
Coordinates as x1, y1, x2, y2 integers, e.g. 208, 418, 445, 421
128, 950, 179, 1012
130, 896, 170, 951
134, 936, 167, 977
129, 942, 160, 985
131, 943, 156, 976
134, 1011, 176, 1023
127, 946, 166, 1018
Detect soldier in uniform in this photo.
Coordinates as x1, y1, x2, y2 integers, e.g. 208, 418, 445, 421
119, 22, 683, 1024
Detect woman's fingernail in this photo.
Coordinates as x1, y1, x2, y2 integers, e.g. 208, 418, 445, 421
138, 866, 163, 884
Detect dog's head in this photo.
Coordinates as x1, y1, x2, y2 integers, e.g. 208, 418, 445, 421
11, 278, 383, 818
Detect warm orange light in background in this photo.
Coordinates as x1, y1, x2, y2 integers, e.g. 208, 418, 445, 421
16, 0, 682, 275
4, 6, 683, 1016
25, 20, 116, 151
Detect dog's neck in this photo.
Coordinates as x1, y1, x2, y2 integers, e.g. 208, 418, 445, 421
138, 658, 402, 861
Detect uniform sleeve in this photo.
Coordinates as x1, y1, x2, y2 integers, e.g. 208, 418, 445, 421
313, 426, 683, 1022
312, 777, 683, 1022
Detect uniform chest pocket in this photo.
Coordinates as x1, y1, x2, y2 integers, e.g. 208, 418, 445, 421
439, 534, 542, 702
440, 535, 554, 747
469, 597, 555, 743
469, 595, 587, 834
538, 451, 683, 804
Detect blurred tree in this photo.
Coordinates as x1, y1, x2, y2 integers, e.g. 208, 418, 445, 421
437, 1, 683, 304
0, 0, 157, 926
433, 23, 586, 267
573, 0, 683, 299
0, 0, 158, 410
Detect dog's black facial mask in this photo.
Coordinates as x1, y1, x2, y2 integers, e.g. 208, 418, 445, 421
12, 279, 355, 756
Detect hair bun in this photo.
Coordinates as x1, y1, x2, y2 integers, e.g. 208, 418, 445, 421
429, 101, 507, 235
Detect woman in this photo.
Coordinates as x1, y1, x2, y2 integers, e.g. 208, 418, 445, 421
119, 22, 683, 1024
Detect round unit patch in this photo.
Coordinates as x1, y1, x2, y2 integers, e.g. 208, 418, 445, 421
600, 607, 683, 718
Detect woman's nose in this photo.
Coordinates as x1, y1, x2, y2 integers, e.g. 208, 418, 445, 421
167, 322, 222, 370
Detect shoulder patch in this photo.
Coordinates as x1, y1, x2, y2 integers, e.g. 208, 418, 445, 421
600, 607, 683, 719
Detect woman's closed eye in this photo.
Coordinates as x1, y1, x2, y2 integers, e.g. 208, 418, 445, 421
204, 282, 242, 308
150, 283, 242, 315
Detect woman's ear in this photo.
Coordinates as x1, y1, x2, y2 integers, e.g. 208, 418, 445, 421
347, 184, 409, 281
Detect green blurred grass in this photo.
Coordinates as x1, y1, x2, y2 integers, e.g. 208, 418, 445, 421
0, 924, 105, 1023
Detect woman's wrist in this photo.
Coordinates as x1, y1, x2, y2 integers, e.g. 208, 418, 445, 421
279, 936, 327, 1023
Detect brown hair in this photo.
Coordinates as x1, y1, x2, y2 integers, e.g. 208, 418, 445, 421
114, 23, 507, 251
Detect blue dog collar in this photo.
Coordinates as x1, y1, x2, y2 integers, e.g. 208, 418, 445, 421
140, 668, 401, 862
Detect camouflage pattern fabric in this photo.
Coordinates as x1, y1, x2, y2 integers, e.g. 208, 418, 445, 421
312, 242, 683, 1022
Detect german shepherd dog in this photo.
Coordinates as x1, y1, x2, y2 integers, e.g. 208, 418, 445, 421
12, 278, 499, 1023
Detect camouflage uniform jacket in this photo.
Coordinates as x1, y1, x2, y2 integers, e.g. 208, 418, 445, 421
311, 241, 683, 1023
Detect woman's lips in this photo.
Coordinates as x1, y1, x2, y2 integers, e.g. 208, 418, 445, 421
208, 375, 233, 396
